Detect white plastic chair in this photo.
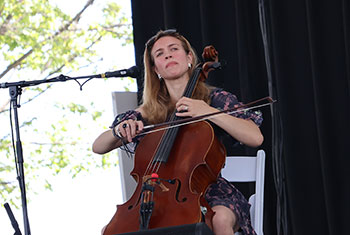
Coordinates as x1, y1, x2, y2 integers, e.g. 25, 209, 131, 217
221, 150, 265, 235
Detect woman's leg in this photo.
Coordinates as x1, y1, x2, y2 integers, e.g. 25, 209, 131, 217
212, 205, 239, 235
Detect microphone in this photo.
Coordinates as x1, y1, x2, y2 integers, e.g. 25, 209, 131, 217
100, 66, 140, 78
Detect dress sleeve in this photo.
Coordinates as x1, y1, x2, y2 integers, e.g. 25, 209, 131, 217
110, 110, 145, 128
210, 88, 263, 127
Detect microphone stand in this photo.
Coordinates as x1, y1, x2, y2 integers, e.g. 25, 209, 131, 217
0, 73, 105, 235
4, 203, 22, 235
9, 85, 30, 235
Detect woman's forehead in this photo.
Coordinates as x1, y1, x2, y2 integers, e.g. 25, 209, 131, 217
151, 36, 182, 53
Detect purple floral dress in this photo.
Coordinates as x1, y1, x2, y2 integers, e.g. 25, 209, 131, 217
110, 88, 263, 235
205, 88, 262, 235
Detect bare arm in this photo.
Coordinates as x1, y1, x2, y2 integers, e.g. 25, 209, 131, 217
92, 127, 122, 154
92, 108, 145, 154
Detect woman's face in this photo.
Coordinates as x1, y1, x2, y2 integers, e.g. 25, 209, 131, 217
151, 36, 192, 81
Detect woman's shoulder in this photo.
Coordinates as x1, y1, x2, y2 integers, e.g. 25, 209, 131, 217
210, 87, 236, 96
209, 87, 239, 109
209, 87, 263, 126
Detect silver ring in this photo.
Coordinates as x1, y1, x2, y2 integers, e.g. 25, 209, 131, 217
183, 105, 188, 111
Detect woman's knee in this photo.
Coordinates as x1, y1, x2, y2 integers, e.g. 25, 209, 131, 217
212, 205, 241, 234
212, 205, 236, 227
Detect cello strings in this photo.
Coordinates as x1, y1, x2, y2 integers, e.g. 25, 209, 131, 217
144, 122, 177, 178
143, 124, 172, 177
152, 125, 173, 174
151, 73, 199, 176
150, 70, 199, 174
144, 112, 182, 176
147, 106, 180, 175
150, 76, 198, 175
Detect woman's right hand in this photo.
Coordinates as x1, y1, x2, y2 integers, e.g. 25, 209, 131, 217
115, 119, 144, 143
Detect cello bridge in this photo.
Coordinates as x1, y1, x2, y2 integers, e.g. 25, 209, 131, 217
143, 175, 169, 192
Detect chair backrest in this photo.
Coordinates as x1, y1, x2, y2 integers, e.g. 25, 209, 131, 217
221, 150, 265, 235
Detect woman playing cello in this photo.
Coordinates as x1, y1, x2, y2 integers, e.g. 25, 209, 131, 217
93, 29, 263, 235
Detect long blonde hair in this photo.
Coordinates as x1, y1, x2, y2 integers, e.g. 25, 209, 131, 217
141, 30, 211, 124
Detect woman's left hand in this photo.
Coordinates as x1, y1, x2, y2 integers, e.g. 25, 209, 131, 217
175, 97, 217, 118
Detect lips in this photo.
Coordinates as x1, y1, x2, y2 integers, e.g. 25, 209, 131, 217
166, 61, 177, 68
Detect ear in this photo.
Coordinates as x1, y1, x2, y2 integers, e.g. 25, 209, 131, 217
187, 51, 194, 65
153, 66, 159, 75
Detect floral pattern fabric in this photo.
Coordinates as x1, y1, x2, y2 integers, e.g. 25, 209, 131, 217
204, 88, 260, 235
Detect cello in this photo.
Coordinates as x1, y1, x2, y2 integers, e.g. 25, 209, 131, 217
103, 46, 226, 235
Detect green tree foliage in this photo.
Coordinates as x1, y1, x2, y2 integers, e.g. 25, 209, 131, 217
0, 0, 132, 204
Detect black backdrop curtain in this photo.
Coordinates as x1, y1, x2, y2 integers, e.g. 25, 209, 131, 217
130, 0, 350, 235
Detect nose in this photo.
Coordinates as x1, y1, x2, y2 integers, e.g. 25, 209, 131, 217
164, 50, 172, 59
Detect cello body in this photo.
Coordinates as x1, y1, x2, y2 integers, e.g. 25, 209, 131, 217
103, 121, 226, 235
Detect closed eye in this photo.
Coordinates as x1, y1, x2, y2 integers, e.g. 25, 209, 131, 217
155, 51, 163, 57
